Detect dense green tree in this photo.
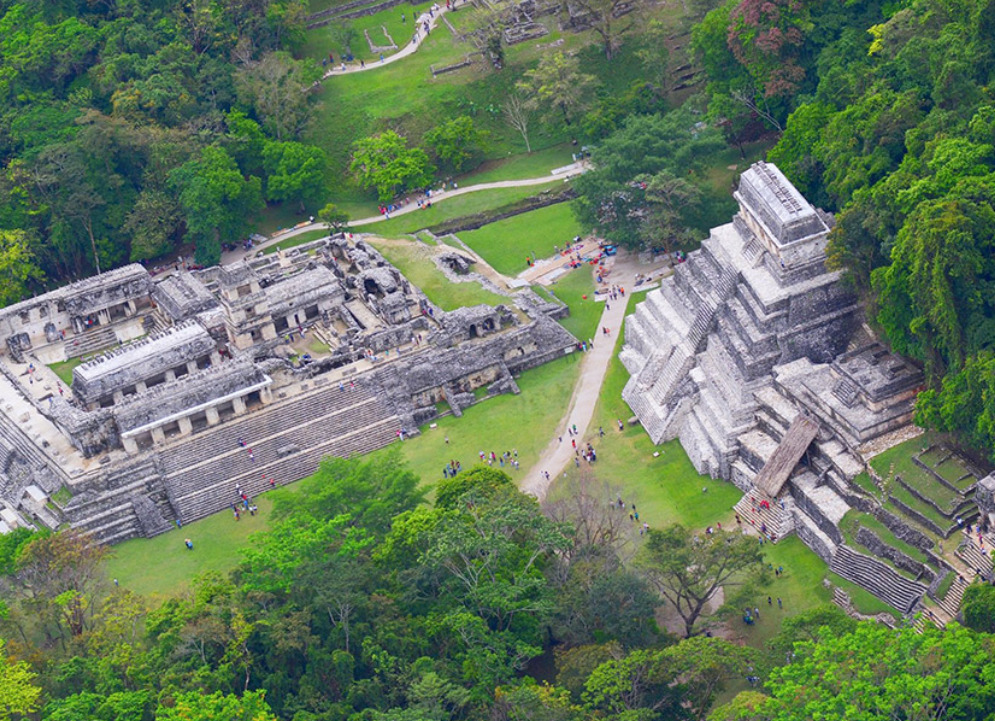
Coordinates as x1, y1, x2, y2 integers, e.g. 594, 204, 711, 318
423, 116, 489, 173
723, 622, 995, 720
169, 145, 263, 266
262, 140, 327, 211
572, 109, 724, 249
156, 690, 278, 720
518, 52, 598, 127
318, 202, 349, 233
124, 190, 182, 262
350, 130, 435, 203
0, 639, 41, 721
0, 229, 45, 307
961, 583, 995, 634
636, 525, 767, 637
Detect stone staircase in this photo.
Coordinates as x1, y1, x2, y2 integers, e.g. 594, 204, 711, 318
65, 325, 118, 359
956, 537, 993, 577
936, 573, 970, 619
158, 382, 400, 522
829, 544, 928, 615
64, 458, 165, 543
733, 488, 794, 538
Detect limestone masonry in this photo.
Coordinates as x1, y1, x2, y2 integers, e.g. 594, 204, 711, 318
0, 235, 576, 542
620, 161, 979, 619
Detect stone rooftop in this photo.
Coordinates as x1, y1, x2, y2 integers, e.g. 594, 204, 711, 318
73, 322, 216, 400
736, 161, 828, 246
153, 273, 217, 322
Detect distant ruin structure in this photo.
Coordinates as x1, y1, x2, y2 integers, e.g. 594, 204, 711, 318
0, 236, 576, 541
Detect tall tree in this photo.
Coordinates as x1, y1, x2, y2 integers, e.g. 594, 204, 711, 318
423, 116, 489, 173
262, 140, 328, 211
0, 229, 45, 307
234, 51, 320, 141
636, 525, 767, 637
502, 93, 534, 153
350, 130, 434, 203
518, 52, 598, 127
0, 639, 41, 721
169, 145, 263, 266
566, 0, 646, 60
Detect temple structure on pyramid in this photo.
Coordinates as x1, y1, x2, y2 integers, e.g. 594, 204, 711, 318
621, 161, 944, 616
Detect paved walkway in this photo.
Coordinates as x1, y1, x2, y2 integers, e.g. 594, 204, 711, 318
519, 296, 629, 499
521, 250, 670, 499
320, 2, 456, 77
221, 162, 588, 265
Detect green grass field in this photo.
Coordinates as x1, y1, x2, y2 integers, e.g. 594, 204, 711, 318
105, 495, 276, 597
458, 202, 584, 276
48, 357, 83, 385
547, 268, 600, 342
367, 181, 564, 236
367, 238, 508, 309
368, 353, 582, 494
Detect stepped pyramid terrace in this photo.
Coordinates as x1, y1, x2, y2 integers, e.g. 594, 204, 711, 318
621, 161, 993, 622
0, 235, 577, 542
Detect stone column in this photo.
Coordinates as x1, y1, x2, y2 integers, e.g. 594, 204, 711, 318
122, 436, 139, 454
210, 350, 222, 365
187, 360, 198, 375
260, 386, 273, 404
205, 405, 221, 426
98, 309, 111, 326
151, 426, 166, 445
113, 390, 125, 404
232, 395, 247, 415
261, 323, 278, 341
177, 415, 193, 435
136, 381, 148, 393
165, 369, 176, 382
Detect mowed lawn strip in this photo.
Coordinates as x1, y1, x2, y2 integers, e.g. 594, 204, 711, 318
104, 494, 277, 598
458, 202, 584, 276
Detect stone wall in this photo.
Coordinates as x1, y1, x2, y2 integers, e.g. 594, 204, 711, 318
855, 526, 934, 583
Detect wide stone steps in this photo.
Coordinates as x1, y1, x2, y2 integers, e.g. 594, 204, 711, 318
165, 395, 393, 498
937, 574, 970, 618
734, 489, 793, 539
830, 544, 927, 615
65, 325, 118, 359
956, 538, 993, 576
172, 416, 399, 521
158, 383, 378, 475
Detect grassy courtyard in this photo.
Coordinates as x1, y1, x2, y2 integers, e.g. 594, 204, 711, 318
366, 238, 508, 310
458, 202, 584, 276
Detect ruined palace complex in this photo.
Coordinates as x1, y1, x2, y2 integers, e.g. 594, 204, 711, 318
0, 236, 575, 541
622, 161, 992, 618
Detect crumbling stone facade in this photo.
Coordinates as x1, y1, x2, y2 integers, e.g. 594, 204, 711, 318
0, 235, 576, 541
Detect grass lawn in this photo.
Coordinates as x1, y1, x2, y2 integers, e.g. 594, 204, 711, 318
457, 202, 583, 276
547, 268, 601, 342
840, 509, 929, 564
367, 353, 583, 495
364, 181, 565, 236
48, 357, 83, 385
263, 229, 331, 254
367, 238, 508, 309
105, 494, 276, 598
458, 144, 577, 185
933, 457, 978, 488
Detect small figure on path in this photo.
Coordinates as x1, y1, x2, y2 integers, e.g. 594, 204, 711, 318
185, 538, 194, 550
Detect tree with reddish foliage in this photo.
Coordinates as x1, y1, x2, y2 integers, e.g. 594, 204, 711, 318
726, 0, 810, 101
